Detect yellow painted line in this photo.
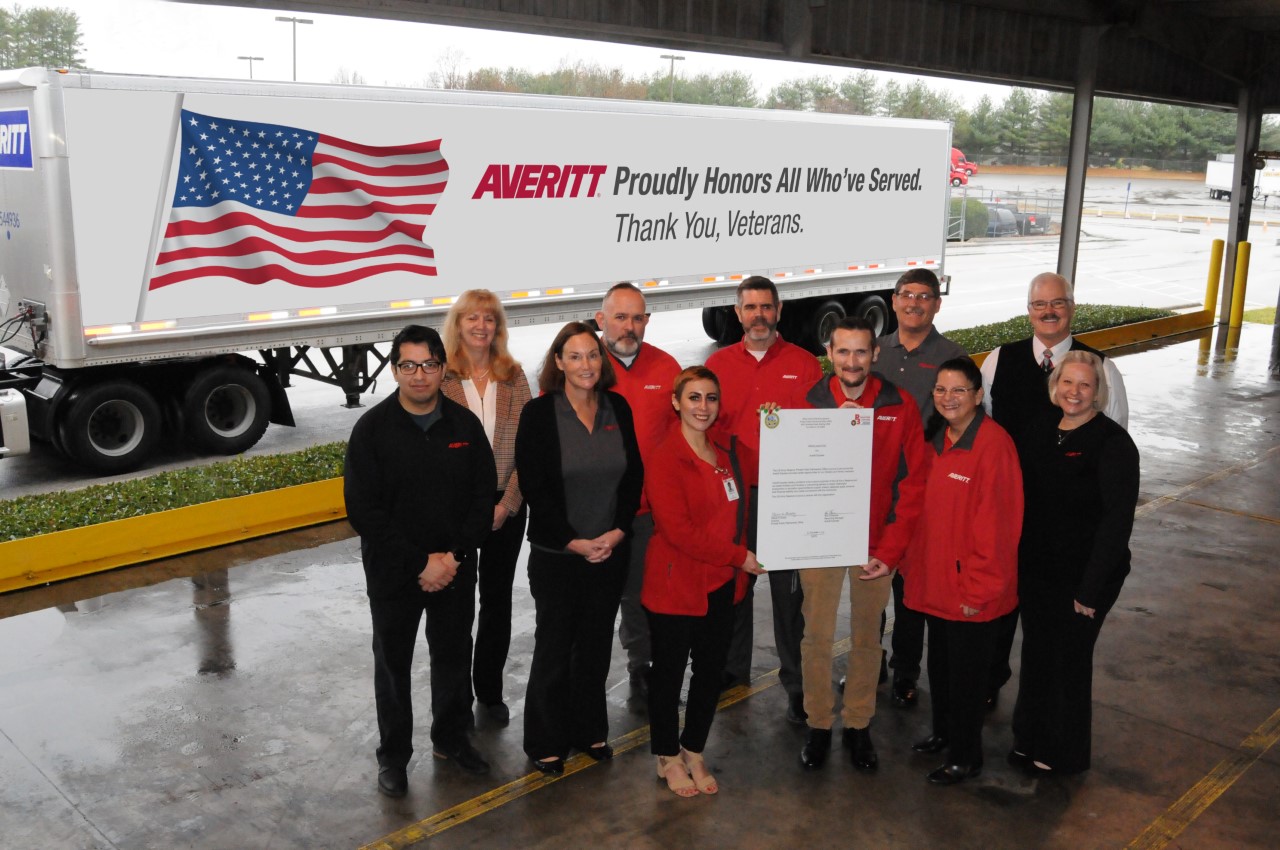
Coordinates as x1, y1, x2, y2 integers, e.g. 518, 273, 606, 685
1127, 707, 1280, 849
1177, 499, 1280, 526
0, 479, 345, 593
1134, 445, 1280, 520
362, 636, 858, 849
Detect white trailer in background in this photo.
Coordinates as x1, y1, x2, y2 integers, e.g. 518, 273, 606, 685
0, 69, 951, 472
1205, 153, 1280, 202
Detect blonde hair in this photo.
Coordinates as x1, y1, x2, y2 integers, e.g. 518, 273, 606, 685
442, 289, 521, 383
1048, 349, 1108, 412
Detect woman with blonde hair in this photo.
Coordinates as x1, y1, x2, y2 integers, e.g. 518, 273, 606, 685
441, 290, 532, 723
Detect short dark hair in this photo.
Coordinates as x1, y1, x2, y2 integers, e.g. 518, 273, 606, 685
826, 316, 879, 350
936, 355, 982, 391
603, 281, 643, 303
391, 324, 445, 366
736, 275, 778, 306
894, 268, 941, 296
537, 321, 617, 395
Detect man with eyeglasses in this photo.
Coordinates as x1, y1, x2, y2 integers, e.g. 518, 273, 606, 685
875, 269, 967, 710
344, 324, 498, 796
977, 272, 1128, 712
595, 282, 682, 705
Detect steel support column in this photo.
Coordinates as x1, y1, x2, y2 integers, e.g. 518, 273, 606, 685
1219, 85, 1261, 331
1057, 26, 1103, 287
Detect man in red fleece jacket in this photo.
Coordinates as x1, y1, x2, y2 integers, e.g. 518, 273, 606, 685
795, 317, 930, 773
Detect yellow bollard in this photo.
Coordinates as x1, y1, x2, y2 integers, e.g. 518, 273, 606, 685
1204, 239, 1224, 316
1228, 241, 1251, 329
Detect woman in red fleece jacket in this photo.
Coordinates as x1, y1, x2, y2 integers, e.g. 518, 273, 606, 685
642, 365, 764, 798
901, 356, 1023, 786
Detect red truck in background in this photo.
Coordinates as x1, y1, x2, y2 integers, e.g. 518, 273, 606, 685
951, 147, 978, 177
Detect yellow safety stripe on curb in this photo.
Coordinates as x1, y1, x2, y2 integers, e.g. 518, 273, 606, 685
359, 635, 857, 850
1127, 707, 1280, 849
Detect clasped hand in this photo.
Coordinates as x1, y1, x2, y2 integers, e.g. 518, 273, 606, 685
570, 529, 625, 564
418, 552, 459, 592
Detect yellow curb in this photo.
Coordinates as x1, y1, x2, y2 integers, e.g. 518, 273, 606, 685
0, 478, 345, 593
1076, 310, 1214, 350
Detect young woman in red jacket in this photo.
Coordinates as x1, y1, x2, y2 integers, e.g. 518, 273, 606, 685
901, 357, 1024, 785
642, 365, 765, 797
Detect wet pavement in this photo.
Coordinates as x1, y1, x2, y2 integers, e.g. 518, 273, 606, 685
1, 323, 1277, 849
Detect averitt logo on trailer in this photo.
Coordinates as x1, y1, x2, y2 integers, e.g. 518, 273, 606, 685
0, 109, 33, 170
471, 164, 607, 199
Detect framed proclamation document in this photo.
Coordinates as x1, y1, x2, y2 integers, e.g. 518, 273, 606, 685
756, 407, 872, 569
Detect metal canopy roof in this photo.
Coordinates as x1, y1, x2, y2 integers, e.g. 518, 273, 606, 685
192, 0, 1280, 110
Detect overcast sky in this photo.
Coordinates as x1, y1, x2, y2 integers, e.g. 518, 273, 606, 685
54, 0, 1013, 105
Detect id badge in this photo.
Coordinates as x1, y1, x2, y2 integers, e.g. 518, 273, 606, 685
722, 476, 740, 502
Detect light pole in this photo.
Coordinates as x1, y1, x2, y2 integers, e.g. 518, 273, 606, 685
237, 55, 264, 80
659, 54, 684, 102
275, 16, 313, 82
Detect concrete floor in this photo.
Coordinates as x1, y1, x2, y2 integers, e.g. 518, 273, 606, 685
1, 324, 1277, 849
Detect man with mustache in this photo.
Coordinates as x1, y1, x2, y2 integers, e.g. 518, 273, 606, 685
707, 276, 823, 722
596, 283, 682, 704
795, 317, 930, 771
874, 269, 966, 710
978, 271, 1129, 711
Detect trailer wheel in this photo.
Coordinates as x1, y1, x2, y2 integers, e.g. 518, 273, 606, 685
58, 380, 162, 473
701, 307, 726, 340
805, 300, 846, 352
183, 365, 272, 455
853, 295, 892, 337
704, 306, 742, 345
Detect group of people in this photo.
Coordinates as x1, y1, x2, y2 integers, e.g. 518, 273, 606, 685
343, 268, 1139, 800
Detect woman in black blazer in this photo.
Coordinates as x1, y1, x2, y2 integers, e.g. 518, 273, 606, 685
515, 321, 643, 775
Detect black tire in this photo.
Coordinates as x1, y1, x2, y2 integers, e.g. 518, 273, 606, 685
951, 176, 963, 187
803, 299, 846, 353
701, 306, 725, 340
852, 295, 892, 337
713, 306, 743, 346
58, 379, 162, 473
183, 365, 272, 454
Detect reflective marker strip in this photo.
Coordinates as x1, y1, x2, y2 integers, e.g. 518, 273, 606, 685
247, 311, 289, 321
297, 307, 337, 318
84, 324, 134, 336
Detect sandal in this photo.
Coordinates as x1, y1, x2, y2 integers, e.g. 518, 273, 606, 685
656, 755, 699, 798
681, 748, 718, 795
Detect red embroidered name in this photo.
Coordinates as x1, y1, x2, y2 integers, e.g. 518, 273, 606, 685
448, 441, 470, 448
603, 424, 619, 431
1065, 451, 1082, 457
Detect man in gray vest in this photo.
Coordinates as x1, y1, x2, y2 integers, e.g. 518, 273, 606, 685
875, 268, 966, 710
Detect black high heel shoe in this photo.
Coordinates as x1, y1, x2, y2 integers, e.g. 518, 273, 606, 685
532, 757, 564, 776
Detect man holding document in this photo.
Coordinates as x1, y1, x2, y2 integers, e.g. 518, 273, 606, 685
786, 317, 930, 772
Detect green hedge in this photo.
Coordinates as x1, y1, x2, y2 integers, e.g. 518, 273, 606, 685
950, 197, 989, 242
0, 442, 346, 542
0, 303, 1177, 544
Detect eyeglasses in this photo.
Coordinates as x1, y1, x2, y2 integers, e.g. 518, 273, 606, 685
895, 291, 937, 303
1029, 298, 1071, 311
395, 360, 443, 375
932, 386, 976, 398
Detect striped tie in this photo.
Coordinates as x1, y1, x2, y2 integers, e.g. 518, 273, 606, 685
1042, 349, 1054, 374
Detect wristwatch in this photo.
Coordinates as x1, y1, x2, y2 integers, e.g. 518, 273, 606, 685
450, 547, 468, 564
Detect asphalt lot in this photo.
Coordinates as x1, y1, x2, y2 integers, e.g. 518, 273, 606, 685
2, 173, 1276, 499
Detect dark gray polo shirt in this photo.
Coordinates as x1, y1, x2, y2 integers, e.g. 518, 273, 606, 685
877, 326, 967, 414
553, 391, 626, 541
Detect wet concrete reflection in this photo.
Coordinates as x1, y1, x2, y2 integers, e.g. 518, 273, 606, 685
192, 570, 235, 677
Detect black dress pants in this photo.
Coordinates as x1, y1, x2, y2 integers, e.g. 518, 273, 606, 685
925, 614, 998, 768
1012, 586, 1107, 773
523, 546, 627, 761
887, 571, 925, 683
646, 579, 736, 756
471, 494, 528, 706
369, 564, 476, 770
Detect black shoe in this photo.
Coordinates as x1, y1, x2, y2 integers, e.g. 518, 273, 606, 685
800, 728, 832, 770
891, 678, 918, 708
532, 757, 564, 776
481, 701, 510, 724
786, 692, 808, 725
377, 765, 407, 798
879, 654, 889, 685
721, 671, 746, 691
836, 675, 846, 693
912, 734, 950, 754
843, 726, 879, 772
433, 738, 491, 776
1006, 749, 1034, 771
580, 742, 614, 761
927, 763, 982, 785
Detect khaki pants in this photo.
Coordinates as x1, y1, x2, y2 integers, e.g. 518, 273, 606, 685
799, 566, 892, 731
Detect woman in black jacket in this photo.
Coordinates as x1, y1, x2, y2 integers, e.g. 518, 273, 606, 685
1010, 350, 1139, 776
515, 321, 643, 775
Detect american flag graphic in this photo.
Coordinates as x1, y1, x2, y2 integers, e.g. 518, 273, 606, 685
149, 110, 448, 291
